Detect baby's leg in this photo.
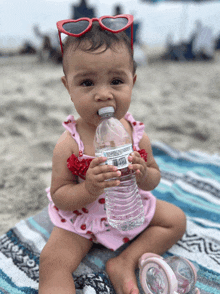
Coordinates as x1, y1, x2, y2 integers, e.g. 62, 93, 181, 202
106, 200, 186, 294
39, 226, 92, 294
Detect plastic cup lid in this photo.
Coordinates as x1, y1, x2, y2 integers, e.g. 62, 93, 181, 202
98, 107, 115, 116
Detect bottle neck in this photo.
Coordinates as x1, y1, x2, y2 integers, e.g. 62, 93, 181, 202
99, 114, 114, 122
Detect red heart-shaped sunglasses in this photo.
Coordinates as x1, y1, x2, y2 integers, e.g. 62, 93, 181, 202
56, 14, 134, 54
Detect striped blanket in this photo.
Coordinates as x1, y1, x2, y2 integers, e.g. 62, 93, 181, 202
0, 142, 219, 294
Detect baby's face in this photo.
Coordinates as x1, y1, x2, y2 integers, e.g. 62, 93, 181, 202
62, 42, 136, 129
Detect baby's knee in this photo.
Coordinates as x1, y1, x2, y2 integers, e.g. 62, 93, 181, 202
172, 206, 186, 237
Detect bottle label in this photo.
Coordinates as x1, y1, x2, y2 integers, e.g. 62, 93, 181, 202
96, 144, 133, 170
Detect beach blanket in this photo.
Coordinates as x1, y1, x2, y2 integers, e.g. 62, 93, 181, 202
0, 142, 219, 294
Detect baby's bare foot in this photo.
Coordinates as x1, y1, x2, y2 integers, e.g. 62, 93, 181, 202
106, 256, 139, 294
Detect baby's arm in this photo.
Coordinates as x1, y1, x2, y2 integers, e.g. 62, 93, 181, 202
50, 131, 121, 211
128, 132, 161, 191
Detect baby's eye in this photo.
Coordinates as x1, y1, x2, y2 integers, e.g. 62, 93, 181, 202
111, 79, 123, 85
81, 80, 94, 87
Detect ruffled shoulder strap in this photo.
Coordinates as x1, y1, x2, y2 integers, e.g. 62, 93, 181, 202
62, 115, 84, 153
124, 112, 145, 150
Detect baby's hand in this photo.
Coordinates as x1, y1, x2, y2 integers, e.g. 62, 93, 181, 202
85, 157, 121, 198
128, 151, 148, 184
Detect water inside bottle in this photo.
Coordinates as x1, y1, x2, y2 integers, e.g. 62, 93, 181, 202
94, 109, 145, 231
105, 172, 145, 231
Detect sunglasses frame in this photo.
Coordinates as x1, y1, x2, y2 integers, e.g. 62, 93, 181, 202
57, 14, 134, 54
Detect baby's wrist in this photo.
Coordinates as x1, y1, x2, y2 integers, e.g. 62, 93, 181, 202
142, 167, 161, 191
137, 167, 148, 186
83, 181, 101, 201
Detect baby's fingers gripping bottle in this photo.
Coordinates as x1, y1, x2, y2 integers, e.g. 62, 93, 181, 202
94, 106, 145, 231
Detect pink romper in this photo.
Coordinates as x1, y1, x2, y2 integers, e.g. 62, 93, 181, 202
47, 112, 157, 251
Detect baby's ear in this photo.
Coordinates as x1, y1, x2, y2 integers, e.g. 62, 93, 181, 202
61, 76, 69, 91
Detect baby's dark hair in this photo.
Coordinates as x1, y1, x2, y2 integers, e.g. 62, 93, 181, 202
62, 21, 137, 75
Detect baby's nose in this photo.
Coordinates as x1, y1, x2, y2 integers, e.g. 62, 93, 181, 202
94, 88, 113, 102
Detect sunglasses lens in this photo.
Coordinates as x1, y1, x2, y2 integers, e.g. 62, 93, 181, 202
63, 20, 90, 35
102, 17, 128, 31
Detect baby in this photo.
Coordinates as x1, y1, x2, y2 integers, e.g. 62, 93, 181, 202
39, 15, 186, 294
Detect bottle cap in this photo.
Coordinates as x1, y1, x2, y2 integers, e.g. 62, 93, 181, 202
98, 107, 115, 117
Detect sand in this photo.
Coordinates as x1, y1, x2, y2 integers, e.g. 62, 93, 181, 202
0, 50, 220, 236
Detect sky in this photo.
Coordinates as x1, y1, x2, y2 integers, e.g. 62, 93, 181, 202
0, 0, 220, 49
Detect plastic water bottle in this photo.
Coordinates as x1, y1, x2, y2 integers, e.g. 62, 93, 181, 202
94, 106, 145, 231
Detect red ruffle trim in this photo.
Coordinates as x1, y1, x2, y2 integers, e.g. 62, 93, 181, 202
67, 155, 92, 180
138, 149, 148, 162
67, 149, 147, 179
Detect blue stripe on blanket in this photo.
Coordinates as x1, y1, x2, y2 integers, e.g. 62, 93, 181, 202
154, 183, 220, 222
0, 269, 38, 294
157, 157, 219, 180
196, 282, 220, 294
27, 217, 50, 239
0, 142, 219, 293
